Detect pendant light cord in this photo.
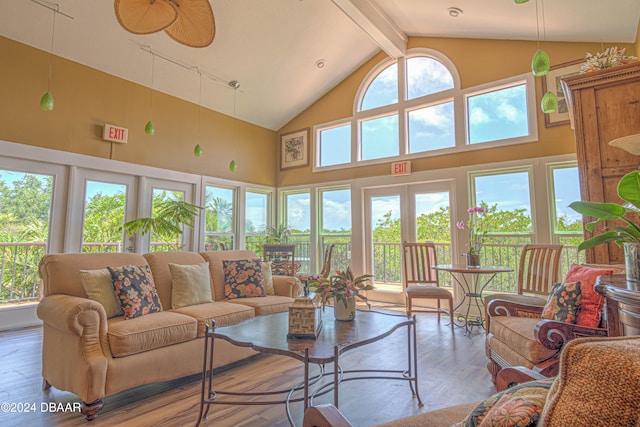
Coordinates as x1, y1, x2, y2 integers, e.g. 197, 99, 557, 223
46, 9, 57, 92
149, 52, 155, 117
535, 0, 540, 49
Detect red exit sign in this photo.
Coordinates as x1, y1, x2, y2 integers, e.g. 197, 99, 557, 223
391, 160, 411, 176
103, 124, 129, 144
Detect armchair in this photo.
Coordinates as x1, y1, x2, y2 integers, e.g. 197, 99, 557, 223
485, 298, 608, 381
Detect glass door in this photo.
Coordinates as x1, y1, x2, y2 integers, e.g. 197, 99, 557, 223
364, 182, 453, 304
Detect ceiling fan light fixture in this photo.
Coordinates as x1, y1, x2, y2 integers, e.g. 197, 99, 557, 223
114, 0, 178, 34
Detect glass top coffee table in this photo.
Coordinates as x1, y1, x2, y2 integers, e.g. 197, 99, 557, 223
196, 308, 420, 426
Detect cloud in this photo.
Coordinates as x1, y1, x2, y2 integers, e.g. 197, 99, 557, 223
469, 107, 490, 125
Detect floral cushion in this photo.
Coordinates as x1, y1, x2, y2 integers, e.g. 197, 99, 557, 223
223, 259, 266, 299
541, 281, 582, 324
564, 264, 613, 328
462, 379, 553, 427
108, 265, 163, 319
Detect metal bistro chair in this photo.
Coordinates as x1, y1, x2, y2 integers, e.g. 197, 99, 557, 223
483, 244, 563, 332
403, 241, 454, 331
263, 244, 297, 276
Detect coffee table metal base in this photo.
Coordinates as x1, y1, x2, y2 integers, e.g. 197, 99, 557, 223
195, 312, 421, 426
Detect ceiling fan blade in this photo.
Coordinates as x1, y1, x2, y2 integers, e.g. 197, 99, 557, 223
114, 0, 178, 35
164, 0, 215, 48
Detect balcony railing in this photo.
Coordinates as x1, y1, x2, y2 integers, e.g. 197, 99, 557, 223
0, 240, 585, 305
1, 242, 46, 303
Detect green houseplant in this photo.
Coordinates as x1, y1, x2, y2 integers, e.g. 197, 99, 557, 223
309, 267, 374, 320
122, 198, 202, 251
569, 170, 640, 281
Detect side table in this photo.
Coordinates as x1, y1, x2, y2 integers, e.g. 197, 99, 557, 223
433, 264, 513, 334
595, 274, 640, 336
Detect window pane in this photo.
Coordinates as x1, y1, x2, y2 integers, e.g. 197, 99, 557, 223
0, 170, 52, 302
371, 195, 401, 285
361, 115, 399, 160
406, 57, 454, 100
321, 189, 351, 233
408, 102, 455, 153
245, 191, 268, 254
320, 188, 351, 274
473, 171, 532, 233
319, 124, 351, 167
467, 83, 528, 144
150, 189, 185, 252
285, 192, 310, 233
83, 181, 126, 253
552, 167, 582, 233
205, 186, 235, 250
360, 63, 398, 111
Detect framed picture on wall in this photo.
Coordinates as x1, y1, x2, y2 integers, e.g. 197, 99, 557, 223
541, 59, 584, 127
280, 128, 310, 170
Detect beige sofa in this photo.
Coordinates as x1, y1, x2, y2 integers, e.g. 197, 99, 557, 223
37, 250, 300, 420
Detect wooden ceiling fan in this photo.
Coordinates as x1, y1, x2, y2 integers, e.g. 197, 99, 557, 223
114, 0, 215, 48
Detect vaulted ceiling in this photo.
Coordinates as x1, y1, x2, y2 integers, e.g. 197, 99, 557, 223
1, 0, 638, 131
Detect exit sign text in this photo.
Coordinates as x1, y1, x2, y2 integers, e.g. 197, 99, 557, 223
391, 160, 411, 176
103, 124, 129, 144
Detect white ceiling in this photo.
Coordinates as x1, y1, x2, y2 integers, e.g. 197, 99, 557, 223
1, 0, 639, 131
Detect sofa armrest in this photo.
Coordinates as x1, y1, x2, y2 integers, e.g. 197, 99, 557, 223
534, 319, 608, 350
272, 275, 302, 297
37, 294, 111, 404
303, 404, 353, 427
37, 294, 109, 337
487, 299, 544, 319
495, 366, 549, 391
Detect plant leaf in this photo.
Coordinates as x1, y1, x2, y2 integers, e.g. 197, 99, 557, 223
618, 170, 640, 208
577, 231, 623, 251
568, 201, 627, 220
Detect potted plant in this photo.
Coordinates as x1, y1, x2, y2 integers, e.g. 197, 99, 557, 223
569, 170, 640, 282
122, 198, 202, 251
309, 267, 374, 321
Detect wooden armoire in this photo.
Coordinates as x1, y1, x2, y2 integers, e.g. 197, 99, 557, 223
562, 61, 640, 264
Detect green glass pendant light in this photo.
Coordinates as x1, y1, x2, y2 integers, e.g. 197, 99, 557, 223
531, 49, 550, 76
194, 144, 203, 157
541, 91, 558, 113
41, 8, 58, 111
514, 0, 529, 3
229, 159, 237, 172
145, 120, 155, 136
40, 92, 54, 111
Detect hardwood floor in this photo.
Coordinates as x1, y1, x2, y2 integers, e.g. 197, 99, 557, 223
0, 305, 496, 427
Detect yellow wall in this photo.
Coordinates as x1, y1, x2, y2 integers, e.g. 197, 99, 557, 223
277, 36, 635, 187
0, 36, 278, 186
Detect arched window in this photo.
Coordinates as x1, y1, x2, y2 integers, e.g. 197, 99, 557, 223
314, 48, 536, 170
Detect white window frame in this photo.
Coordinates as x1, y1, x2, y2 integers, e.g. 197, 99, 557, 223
203, 183, 238, 250
313, 49, 538, 172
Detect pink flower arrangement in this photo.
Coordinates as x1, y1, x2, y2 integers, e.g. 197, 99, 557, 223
457, 205, 490, 255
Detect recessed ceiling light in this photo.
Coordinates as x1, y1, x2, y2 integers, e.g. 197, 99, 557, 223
448, 7, 463, 17
315, 59, 326, 69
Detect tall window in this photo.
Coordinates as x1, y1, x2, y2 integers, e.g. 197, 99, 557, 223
245, 190, 270, 254
284, 190, 311, 272
82, 181, 126, 253
548, 163, 585, 269
204, 185, 235, 250
470, 169, 533, 291
319, 187, 351, 273
0, 170, 52, 302
149, 189, 185, 252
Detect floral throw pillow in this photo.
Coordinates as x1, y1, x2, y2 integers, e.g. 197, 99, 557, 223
223, 259, 266, 299
541, 281, 582, 324
462, 379, 553, 427
108, 265, 163, 319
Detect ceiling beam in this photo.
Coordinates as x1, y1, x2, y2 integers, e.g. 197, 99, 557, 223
331, 0, 407, 59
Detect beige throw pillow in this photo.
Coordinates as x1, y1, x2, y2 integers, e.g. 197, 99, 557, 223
79, 268, 123, 318
169, 262, 213, 309
261, 261, 275, 295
